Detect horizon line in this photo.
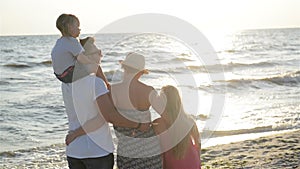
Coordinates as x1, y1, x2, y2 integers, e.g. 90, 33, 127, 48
1, 26, 299, 37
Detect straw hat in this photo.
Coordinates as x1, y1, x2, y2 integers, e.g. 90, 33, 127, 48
120, 52, 149, 74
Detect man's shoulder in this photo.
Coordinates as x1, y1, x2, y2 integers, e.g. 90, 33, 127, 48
74, 74, 97, 83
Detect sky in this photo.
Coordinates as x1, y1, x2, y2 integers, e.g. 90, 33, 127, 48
0, 0, 299, 36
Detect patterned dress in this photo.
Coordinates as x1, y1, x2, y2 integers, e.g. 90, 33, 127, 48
114, 109, 162, 169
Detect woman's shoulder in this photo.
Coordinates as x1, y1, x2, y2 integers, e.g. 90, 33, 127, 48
138, 82, 154, 92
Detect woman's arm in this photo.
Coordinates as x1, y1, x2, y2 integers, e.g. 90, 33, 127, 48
65, 113, 105, 145
95, 65, 110, 90
149, 88, 166, 115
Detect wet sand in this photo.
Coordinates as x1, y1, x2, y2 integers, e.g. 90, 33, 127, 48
201, 129, 300, 169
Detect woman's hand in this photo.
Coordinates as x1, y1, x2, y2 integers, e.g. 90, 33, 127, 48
138, 122, 151, 132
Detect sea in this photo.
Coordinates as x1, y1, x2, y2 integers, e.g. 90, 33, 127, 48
0, 28, 299, 168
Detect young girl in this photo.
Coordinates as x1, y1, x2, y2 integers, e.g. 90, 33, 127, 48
152, 85, 201, 169
51, 14, 109, 87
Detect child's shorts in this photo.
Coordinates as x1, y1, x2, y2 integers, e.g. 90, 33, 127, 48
54, 65, 89, 83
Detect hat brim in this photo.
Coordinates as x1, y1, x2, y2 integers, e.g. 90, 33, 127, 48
119, 60, 149, 74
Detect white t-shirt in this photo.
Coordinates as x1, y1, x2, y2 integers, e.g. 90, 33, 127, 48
62, 75, 114, 158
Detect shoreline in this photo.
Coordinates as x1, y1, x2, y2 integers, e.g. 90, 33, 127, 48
1, 129, 299, 168
202, 129, 297, 148
201, 129, 300, 168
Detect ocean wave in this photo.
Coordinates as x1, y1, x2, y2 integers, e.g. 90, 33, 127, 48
1, 49, 14, 53
0, 143, 67, 169
4, 63, 31, 68
0, 151, 17, 158
3, 60, 53, 68
0, 81, 10, 85
184, 61, 278, 73
226, 71, 300, 86
40, 60, 52, 65
217, 49, 240, 54
105, 51, 125, 57
171, 57, 195, 62
199, 71, 300, 92
225, 61, 276, 69
265, 71, 300, 86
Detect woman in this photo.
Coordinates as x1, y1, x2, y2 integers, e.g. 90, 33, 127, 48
153, 85, 201, 169
111, 52, 163, 169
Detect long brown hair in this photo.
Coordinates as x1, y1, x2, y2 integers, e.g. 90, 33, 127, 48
162, 85, 194, 159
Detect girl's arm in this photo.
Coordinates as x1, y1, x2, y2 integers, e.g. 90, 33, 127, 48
191, 122, 201, 152
152, 118, 171, 154
77, 53, 100, 64
152, 118, 166, 135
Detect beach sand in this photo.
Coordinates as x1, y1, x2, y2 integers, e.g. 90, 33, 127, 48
201, 129, 300, 169
2, 130, 299, 168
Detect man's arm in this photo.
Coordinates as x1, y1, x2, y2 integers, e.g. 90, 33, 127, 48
65, 92, 150, 145
96, 93, 149, 130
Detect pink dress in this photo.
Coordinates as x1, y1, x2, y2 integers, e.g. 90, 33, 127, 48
163, 139, 201, 169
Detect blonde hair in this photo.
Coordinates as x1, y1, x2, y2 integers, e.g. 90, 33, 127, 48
79, 37, 99, 74
56, 14, 79, 36
162, 85, 193, 159
80, 37, 96, 55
